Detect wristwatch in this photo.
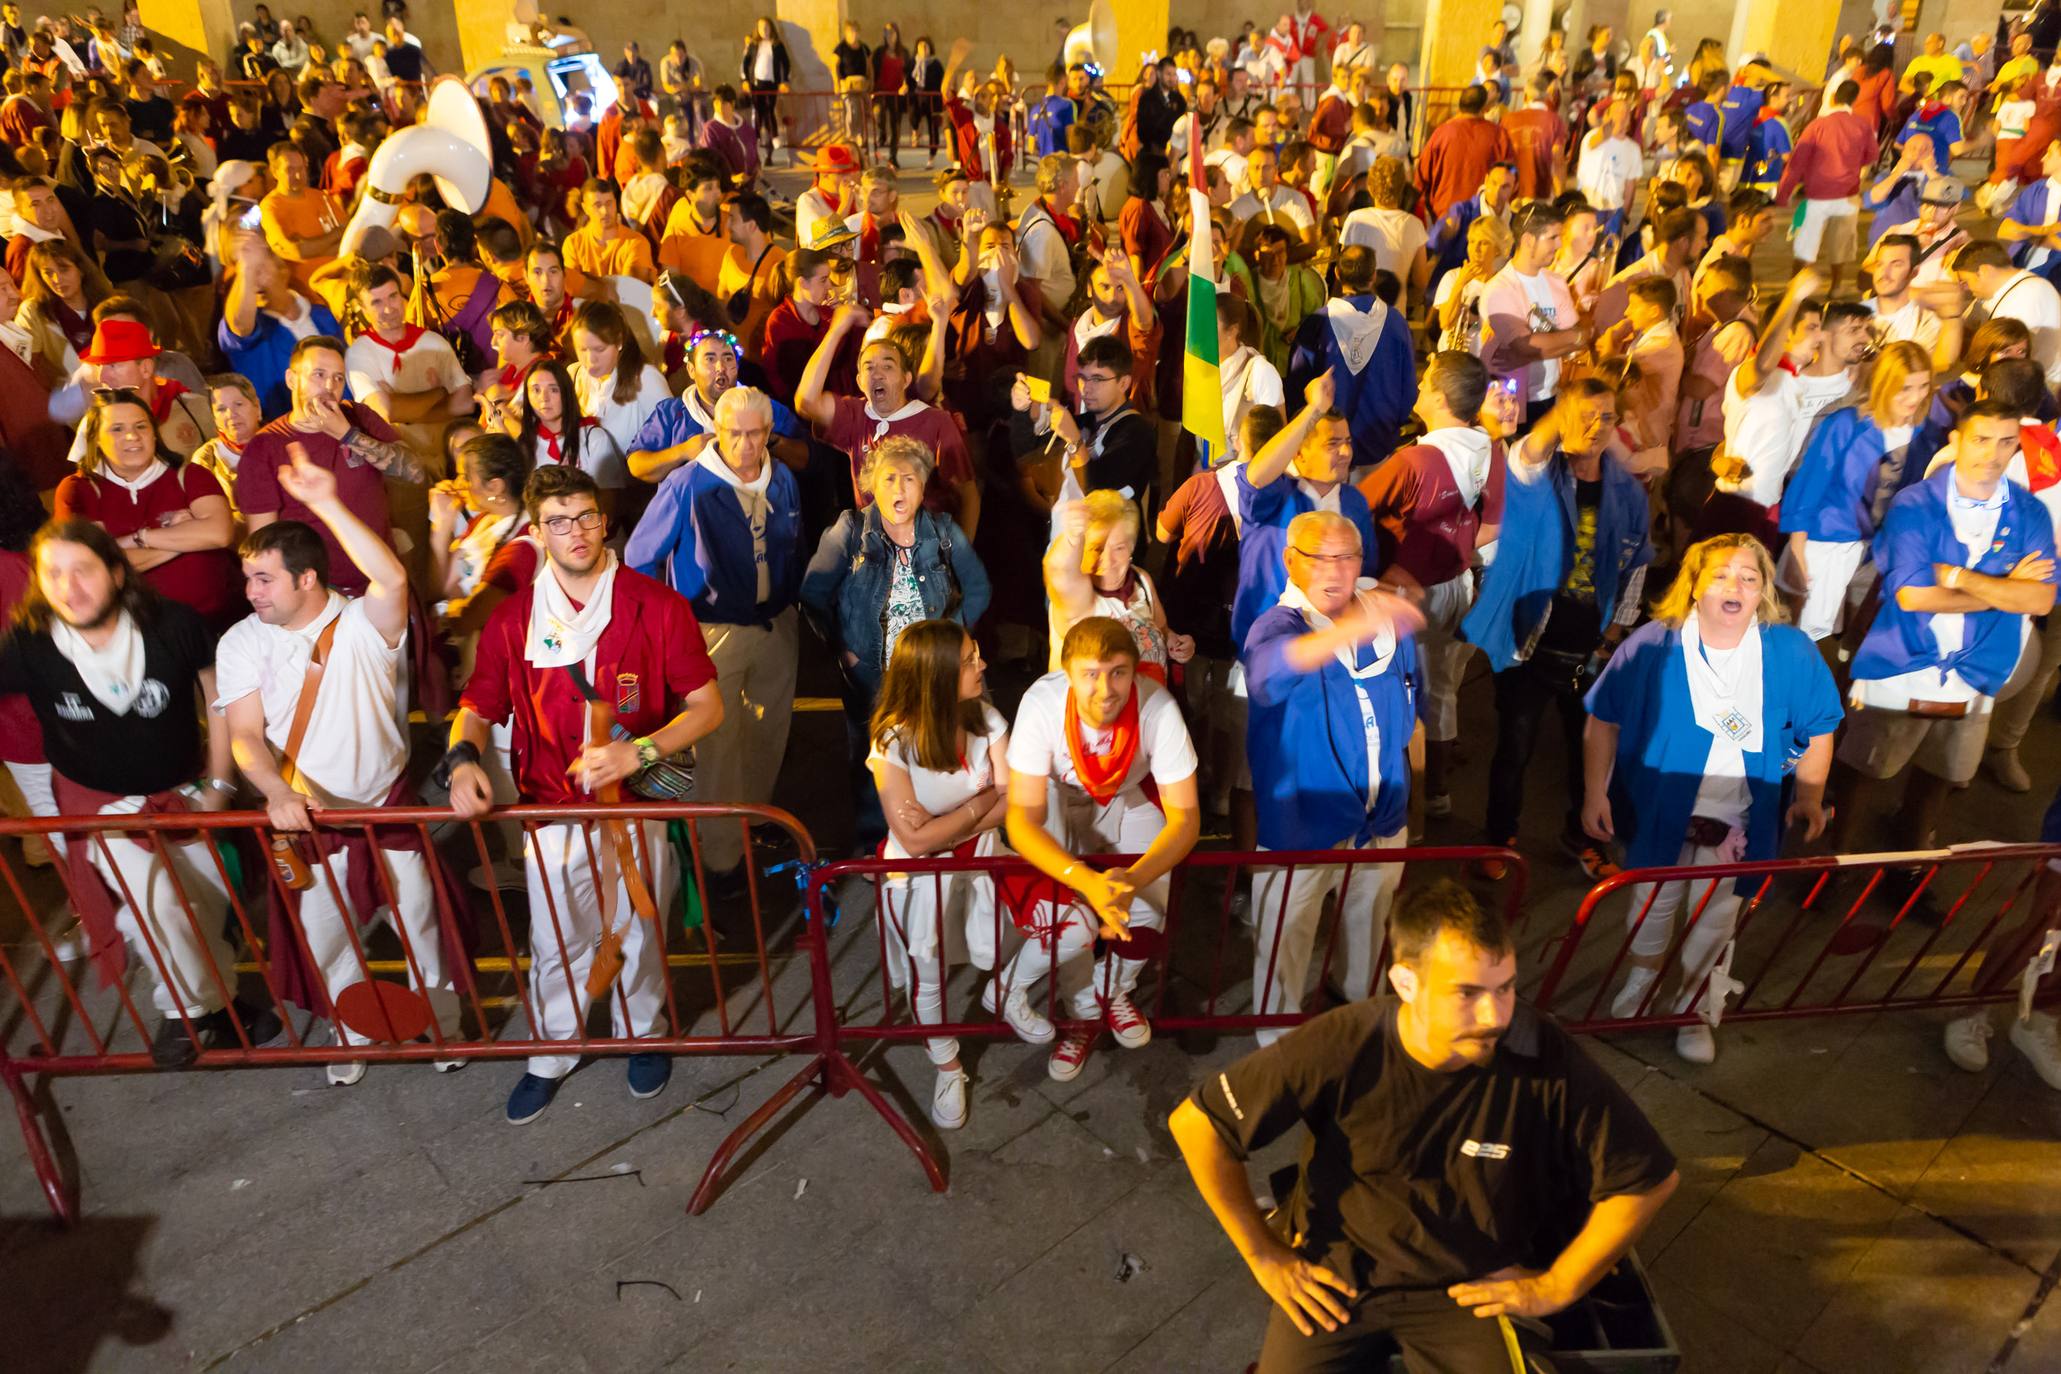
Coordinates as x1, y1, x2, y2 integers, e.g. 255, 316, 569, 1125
633, 736, 659, 770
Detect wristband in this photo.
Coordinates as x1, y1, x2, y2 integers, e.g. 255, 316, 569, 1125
1945, 564, 1963, 590
434, 740, 482, 789
633, 736, 659, 769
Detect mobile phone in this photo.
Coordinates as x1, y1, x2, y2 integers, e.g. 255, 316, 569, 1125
1500, 376, 1520, 396
236, 202, 263, 230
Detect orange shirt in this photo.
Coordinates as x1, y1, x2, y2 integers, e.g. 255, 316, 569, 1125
260, 186, 346, 291
482, 178, 532, 248
656, 202, 733, 294
715, 242, 786, 363
409, 263, 516, 330
563, 222, 655, 284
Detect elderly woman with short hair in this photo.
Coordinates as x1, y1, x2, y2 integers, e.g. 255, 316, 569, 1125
802, 435, 991, 850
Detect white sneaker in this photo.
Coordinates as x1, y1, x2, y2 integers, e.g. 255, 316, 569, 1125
1674, 1025, 1716, 1064
433, 1058, 466, 1073
930, 1067, 969, 1129
1104, 992, 1152, 1049
1943, 1013, 1994, 1073
2009, 1012, 2061, 1089
326, 1060, 366, 1087
42, 915, 86, 963
983, 979, 1054, 1045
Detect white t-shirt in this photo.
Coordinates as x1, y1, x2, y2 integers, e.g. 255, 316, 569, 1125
1687, 641, 1752, 828
1339, 207, 1426, 287
1007, 672, 1198, 810
1576, 134, 1643, 213
576, 364, 672, 465
870, 702, 1009, 863
1434, 272, 1489, 353
1227, 187, 1314, 233
1985, 270, 2061, 386
345, 329, 469, 406
1205, 147, 1250, 191
1505, 266, 1563, 401
212, 595, 408, 810
1718, 367, 1853, 508
1217, 346, 1285, 465
532, 424, 629, 489
1865, 295, 1942, 353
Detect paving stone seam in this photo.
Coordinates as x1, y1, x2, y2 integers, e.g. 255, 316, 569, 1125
1604, 1041, 2045, 1280
1988, 1243, 2061, 1373
193, 1055, 790, 1371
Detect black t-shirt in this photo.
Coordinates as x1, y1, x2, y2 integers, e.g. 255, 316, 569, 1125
85, 190, 153, 281
1537, 474, 1604, 656
123, 95, 175, 145
384, 41, 425, 84
1190, 998, 1675, 1294
1079, 409, 1157, 507
217, 126, 274, 167
833, 41, 871, 81
0, 603, 214, 796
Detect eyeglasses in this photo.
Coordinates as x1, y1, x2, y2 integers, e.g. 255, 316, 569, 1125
1076, 371, 1120, 385
540, 510, 606, 535
1288, 546, 1359, 566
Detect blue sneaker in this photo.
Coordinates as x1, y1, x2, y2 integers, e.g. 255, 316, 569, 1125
505, 1072, 561, 1125
626, 1052, 671, 1100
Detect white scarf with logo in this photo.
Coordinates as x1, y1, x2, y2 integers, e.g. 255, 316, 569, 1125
526, 548, 618, 669
1418, 426, 1492, 508
52, 609, 147, 715
1325, 295, 1389, 376
1681, 611, 1763, 755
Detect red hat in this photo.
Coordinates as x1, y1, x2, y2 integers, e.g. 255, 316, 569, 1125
79, 318, 161, 366
811, 142, 861, 176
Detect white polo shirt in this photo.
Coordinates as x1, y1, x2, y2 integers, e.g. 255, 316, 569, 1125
1717, 366, 1855, 509
1984, 269, 2061, 387
1227, 186, 1314, 233
212, 594, 408, 810
1008, 672, 1198, 812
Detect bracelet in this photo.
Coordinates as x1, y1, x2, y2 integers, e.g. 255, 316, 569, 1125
433, 740, 481, 789
203, 776, 236, 796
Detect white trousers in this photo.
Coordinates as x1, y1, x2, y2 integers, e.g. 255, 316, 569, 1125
6, 758, 64, 869
524, 818, 674, 1078
1252, 830, 1407, 1046
696, 609, 800, 872
1420, 575, 1476, 742
1614, 841, 1743, 1016
298, 846, 460, 1047
87, 795, 234, 1018
1781, 538, 1867, 642
881, 844, 1001, 1065
1004, 789, 1167, 1018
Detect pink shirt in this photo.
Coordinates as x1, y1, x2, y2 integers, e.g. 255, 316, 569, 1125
1479, 266, 1579, 399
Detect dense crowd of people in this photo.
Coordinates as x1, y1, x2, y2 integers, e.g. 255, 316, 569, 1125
11, 3, 2061, 1367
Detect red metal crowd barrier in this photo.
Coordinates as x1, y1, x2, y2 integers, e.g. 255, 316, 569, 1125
0, 801, 929, 1224
801, 843, 1528, 1193
1533, 844, 2061, 1036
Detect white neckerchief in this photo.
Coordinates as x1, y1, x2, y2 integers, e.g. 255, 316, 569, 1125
98, 459, 168, 494
683, 383, 720, 433
1296, 477, 1342, 512
455, 511, 523, 595
1325, 295, 1389, 375
526, 549, 618, 669
1418, 426, 1492, 508
1681, 611, 1764, 753
1279, 580, 1394, 678
15, 221, 59, 245
52, 609, 146, 715
865, 394, 927, 441
0, 319, 31, 365
1948, 475, 2008, 561
1073, 308, 1123, 351
695, 449, 774, 602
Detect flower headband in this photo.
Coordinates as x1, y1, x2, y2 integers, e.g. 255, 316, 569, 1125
686, 327, 741, 357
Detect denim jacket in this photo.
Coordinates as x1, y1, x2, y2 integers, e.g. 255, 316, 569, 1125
800, 506, 991, 692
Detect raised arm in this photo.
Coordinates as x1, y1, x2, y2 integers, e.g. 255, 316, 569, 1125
277, 441, 410, 643
1042, 499, 1098, 623
796, 302, 867, 429
1247, 368, 1335, 490
1736, 264, 1824, 399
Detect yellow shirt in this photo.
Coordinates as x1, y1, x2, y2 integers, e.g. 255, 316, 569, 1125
1996, 54, 2039, 92
657, 202, 733, 294
563, 222, 655, 284
260, 186, 345, 291
715, 242, 786, 363
1903, 53, 1965, 92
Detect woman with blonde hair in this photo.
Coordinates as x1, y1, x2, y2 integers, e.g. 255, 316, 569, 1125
1776, 340, 1935, 640
1581, 533, 1843, 1063
867, 618, 1010, 1129
1044, 490, 1192, 682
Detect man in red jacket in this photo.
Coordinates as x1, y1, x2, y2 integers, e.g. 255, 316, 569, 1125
1416, 84, 1513, 222
1776, 79, 1879, 296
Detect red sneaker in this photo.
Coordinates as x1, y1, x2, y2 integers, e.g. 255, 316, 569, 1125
1048, 1027, 1094, 1082
1104, 992, 1152, 1049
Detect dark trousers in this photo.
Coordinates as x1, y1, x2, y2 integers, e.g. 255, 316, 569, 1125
1485, 656, 1591, 848
1256, 1285, 1558, 1374
841, 675, 888, 855
874, 92, 903, 155
747, 84, 779, 148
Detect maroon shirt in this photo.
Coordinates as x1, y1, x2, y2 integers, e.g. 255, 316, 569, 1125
1417, 115, 1513, 222
55, 463, 240, 626
822, 394, 973, 512
235, 402, 401, 597
1775, 109, 1878, 204
1356, 440, 1509, 589
1500, 107, 1567, 201
460, 566, 717, 806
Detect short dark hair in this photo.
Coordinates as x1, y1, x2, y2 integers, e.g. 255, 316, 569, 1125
1727, 187, 1771, 219
239, 519, 330, 586
1652, 207, 1701, 245
1955, 239, 2012, 273
1629, 276, 1678, 311
289, 334, 347, 369
1388, 878, 1512, 965
730, 192, 773, 232
1876, 231, 1920, 261
1423, 350, 1489, 419
1833, 78, 1860, 105
1961, 397, 2028, 432
879, 258, 919, 300
1458, 83, 1488, 114
1336, 244, 1377, 293
1981, 357, 2046, 413
458, 432, 533, 497
476, 216, 524, 264
1823, 301, 1873, 332
524, 462, 601, 521
1077, 334, 1134, 378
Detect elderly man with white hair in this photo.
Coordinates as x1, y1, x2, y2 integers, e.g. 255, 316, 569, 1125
1241, 509, 1425, 1043
625, 385, 804, 890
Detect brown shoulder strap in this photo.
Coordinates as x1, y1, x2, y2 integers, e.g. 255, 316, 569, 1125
279, 615, 341, 790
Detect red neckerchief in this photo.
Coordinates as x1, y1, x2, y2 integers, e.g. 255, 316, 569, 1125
497, 358, 536, 393
2023, 423, 2061, 492
1044, 201, 1081, 244
147, 377, 187, 424
1917, 100, 1946, 120
1777, 356, 1801, 375
858, 211, 881, 263
537, 422, 565, 463
1064, 687, 1142, 806
549, 297, 575, 335
361, 324, 428, 360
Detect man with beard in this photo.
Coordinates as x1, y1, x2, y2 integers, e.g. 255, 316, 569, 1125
0, 520, 280, 1067
625, 328, 808, 483
1170, 881, 1678, 1372
795, 302, 976, 533
446, 464, 723, 1124
218, 446, 463, 1087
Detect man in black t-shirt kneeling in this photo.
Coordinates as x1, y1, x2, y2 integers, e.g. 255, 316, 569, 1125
1171, 880, 1678, 1373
